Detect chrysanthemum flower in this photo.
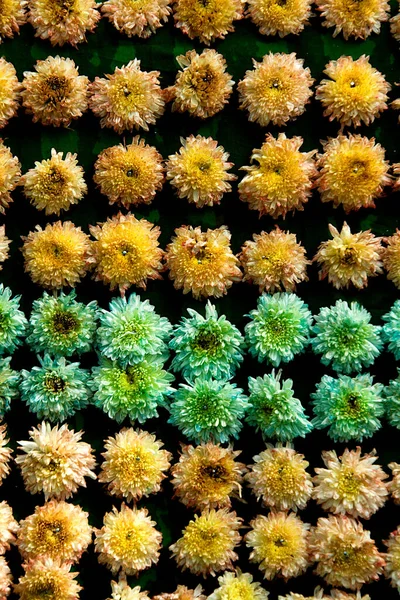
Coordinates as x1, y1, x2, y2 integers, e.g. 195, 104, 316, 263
309, 515, 385, 589
330, 593, 370, 600
383, 230, 400, 289
278, 590, 328, 600
154, 585, 205, 600
28, 0, 100, 46
89, 213, 164, 294
316, 135, 391, 213
246, 445, 312, 511
246, 372, 313, 440
391, 7, 400, 40
0, 358, 20, 417
316, 0, 389, 39
311, 373, 384, 442
389, 462, 400, 504
21, 56, 89, 127
0, 140, 21, 213
247, 0, 312, 36
384, 370, 400, 429
20, 355, 91, 422
384, 526, 400, 591
170, 508, 242, 577
0, 58, 21, 129
0, 226, 10, 269
171, 443, 246, 510
22, 221, 92, 289
381, 300, 400, 359
99, 428, 171, 502
0, 0, 26, 43
17, 500, 92, 563
0, 501, 18, 553
16, 422, 96, 500
245, 293, 312, 367
169, 302, 244, 381
102, 0, 170, 37
168, 377, 248, 444
165, 225, 242, 300
316, 56, 390, 128
246, 512, 310, 580
239, 229, 310, 292
94, 138, 164, 209
108, 578, 151, 600
238, 53, 314, 127
14, 557, 81, 600
209, 570, 269, 600
0, 285, 27, 355
312, 447, 388, 519
172, 0, 243, 44
0, 424, 11, 483
89, 60, 164, 134
27, 291, 98, 357
95, 504, 162, 575
0, 556, 11, 599
165, 50, 234, 119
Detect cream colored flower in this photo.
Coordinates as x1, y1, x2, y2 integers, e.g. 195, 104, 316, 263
208, 569, 269, 600
0, 227, 11, 269
0, 58, 21, 129
316, 0, 389, 39
108, 576, 151, 600
0, 0, 26, 43
28, 0, 100, 46
388, 462, 400, 503
172, 0, 243, 44
102, 0, 171, 38
14, 557, 81, 600
0, 140, 21, 213
247, 0, 312, 36
385, 526, 400, 591
0, 556, 11, 599
153, 585, 205, 600
0, 501, 18, 554
0, 424, 12, 483
383, 230, 400, 289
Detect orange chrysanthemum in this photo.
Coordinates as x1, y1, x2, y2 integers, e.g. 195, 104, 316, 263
28, 0, 100, 46
14, 558, 81, 600
0, 0, 26, 43
172, 0, 243, 44
0, 140, 21, 214
247, 0, 312, 36
316, 0, 389, 39
0, 58, 21, 129
101, 0, 171, 38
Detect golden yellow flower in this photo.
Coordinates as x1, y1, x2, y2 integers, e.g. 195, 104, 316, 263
21, 56, 89, 127
383, 230, 400, 289
316, 0, 389, 39
94, 138, 164, 209
309, 515, 385, 589
209, 570, 269, 600
0, 140, 21, 214
0, 58, 21, 129
95, 504, 162, 575
384, 526, 400, 591
238, 53, 313, 127
247, 0, 312, 36
165, 49, 234, 119
28, 0, 100, 46
314, 222, 383, 290
0, 556, 11, 599
246, 512, 310, 580
316, 56, 390, 128
89, 212, 164, 294
166, 135, 236, 208
154, 585, 205, 600
0, 0, 26, 43
170, 508, 242, 577
101, 0, 171, 37
21, 221, 92, 289
0, 226, 10, 269
172, 0, 243, 44
0, 501, 18, 554
108, 576, 151, 600
16, 422, 96, 500
171, 443, 246, 510
21, 149, 87, 215
14, 558, 81, 600
166, 225, 242, 300
0, 424, 12, 484
388, 462, 400, 503
89, 60, 164, 134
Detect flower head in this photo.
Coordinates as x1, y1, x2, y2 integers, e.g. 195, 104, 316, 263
0, 556, 11, 599
172, 0, 243, 44
170, 508, 242, 577
391, 9, 400, 41
0, 57, 21, 129
0, 0, 26, 43
316, 56, 390, 128
14, 558, 81, 600
101, 0, 171, 37
0, 501, 18, 553
0, 358, 20, 417
108, 578, 151, 600
383, 230, 400, 289
16, 422, 96, 500
278, 590, 328, 600
169, 301, 244, 381
389, 462, 400, 504
330, 593, 370, 600
247, 0, 312, 36
0, 285, 27, 355
384, 526, 400, 591
381, 300, 400, 359
28, 0, 100, 46
0, 226, 10, 268
0, 424, 12, 483
384, 369, 400, 429
316, 0, 389, 39
208, 570, 269, 600
94, 138, 164, 209
153, 585, 205, 600
0, 140, 21, 213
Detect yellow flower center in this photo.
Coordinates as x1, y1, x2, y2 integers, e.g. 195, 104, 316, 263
222, 580, 256, 600
108, 74, 150, 116
257, 521, 302, 565
43, 76, 70, 105
183, 518, 230, 561
336, 468, 361, 501
36, 519, 67, 552
260, 459, 299, 500
109, 516, 152, 559
116, 447, 156, 484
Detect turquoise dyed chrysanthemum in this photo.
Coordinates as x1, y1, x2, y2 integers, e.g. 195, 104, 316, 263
91, 357, 175, 423
382, 300, 400, 360
311, 373, 384, 442
169, 301, 244, 381
385, 370, 400, 428
96, 293, 172, 366
20, 355, 91, 422
0, 357, 19, 417
245, 293, 312, 367
0, 285, 27, 355
168, 377, 249, 444
26, 290, 98, 357
246, 371, 312, 441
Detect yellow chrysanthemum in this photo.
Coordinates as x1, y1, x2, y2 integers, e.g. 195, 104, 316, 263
383, 230, 400, 289
108, 577, 151, 600
385, 526, 400, 591
172, 0, 243, 44
246, 512, 310, 580
316, 0, 389, 39
21, 56, 89, 127
21, 149, 87, 215
16, 422, 96, 500
154, 585, 205, 600
238, 53, 313, 127
99, 428, 171, 502
0, 226, 10, 269
209, 569, 269, 600
101, 0, 171, 37
166, 135, 236, 208
170, 508, 242, 577
314, 223, 383, 290
165, 225, 242, 300
94, 138, 164, 209
0, 140, 21, 214
0, 501, 18, 554
0, 0, 26, 43
0, 556, 11, 599
165, 49, 234, 119
239, 134, 317, 218
89, 60, 164, 134
95, 504, 162, 575
247, 0, 312, 36
28, 0, 100, 46
0, 58, 21, 129
309, 515, 385, 589
316, 56, 390, 128
21, 221, 92, 289
239, 229, 309, 293
0, 424, 12, 483
14, 558, 81, 600
171, 443, 246, 510
89, 212, 164, 294
388, 462, 400, 503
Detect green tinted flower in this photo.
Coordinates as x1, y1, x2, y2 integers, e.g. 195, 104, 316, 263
0, 284, 27, 355
382, 300, 400, 360
0, 357, 19, 417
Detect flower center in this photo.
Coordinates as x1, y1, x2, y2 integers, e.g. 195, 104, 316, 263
44, 76, 69, 104
191, 329, 221, 354
337, 469, 361, 500
51, 310, 79, 335
126, 166, 140, 178
44, 374, 67, 393
341, 247, 357, 265
38, 519, 66, 544
33, 582, 56, 599
269, 79, 282, 90
200, 463, 227, 481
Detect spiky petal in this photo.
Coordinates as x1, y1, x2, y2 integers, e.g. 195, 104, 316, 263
14, 558, 81, 600
102, 0, 171, 38
208, 570, 269, 600
315, 0, 389, 39
0, 0, 27, 43
0, 57, 21, 129
28, 0, 100, 46
172, 0, 243, 44
383, 230, 400, 289
0, 140, 21, 213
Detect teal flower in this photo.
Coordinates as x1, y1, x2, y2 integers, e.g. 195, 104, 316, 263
0, 285, 27, 355
245, 293, 312, 367
97, 294, 172, 366
91, 357, 174, 423
26, 291, 98, 357
168, 377, 249, 444
0, 357, 19, 417
169, 301, 244, 381
385, 370, 400, 428
20, 355, 91, 422
311, 300, 382, 374
382, 300, 400, 360
246, 371, 312, 441
311, 373, 384, 442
